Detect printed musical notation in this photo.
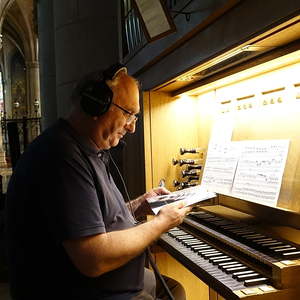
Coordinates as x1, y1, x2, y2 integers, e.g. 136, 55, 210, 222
201, 116, 237, 195
231, 140, 289, 206
201, 142, 240, 195
147, 185, 216, 215
201, 139, 289, 207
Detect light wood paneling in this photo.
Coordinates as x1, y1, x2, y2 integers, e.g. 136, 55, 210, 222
154, 251, 209, 300
143, 90, 216, 190
143, 91, 153, 191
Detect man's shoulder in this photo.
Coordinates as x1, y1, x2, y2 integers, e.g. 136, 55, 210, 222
21, 119, 81, 162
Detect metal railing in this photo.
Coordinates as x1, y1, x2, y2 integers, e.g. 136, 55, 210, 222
122, 0, 194, 58
1, 117, 41, 168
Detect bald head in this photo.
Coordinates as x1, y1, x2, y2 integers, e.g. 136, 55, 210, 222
68, 66, 140, 150
106, 71, 139, 107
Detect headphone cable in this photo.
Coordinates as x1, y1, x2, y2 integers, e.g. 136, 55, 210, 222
108, 150, 175, 300
108, 151, 139, 223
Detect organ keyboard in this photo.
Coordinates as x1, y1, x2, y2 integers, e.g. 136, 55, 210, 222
158, 206, 300, 299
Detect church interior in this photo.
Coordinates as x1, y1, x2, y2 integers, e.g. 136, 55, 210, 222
1, 1, 300, 299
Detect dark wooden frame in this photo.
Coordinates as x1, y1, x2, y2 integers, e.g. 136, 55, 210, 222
132, 0, 176, 42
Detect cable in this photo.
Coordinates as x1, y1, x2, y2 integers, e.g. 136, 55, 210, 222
147, 248, 175, 300
108, 150, 139, 223
109, 150, 175, 300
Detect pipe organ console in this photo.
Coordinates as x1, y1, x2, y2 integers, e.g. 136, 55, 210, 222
143, 15, 300, 300
159, 208, 300, 299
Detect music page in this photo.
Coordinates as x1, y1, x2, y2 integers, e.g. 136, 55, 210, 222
201, 142, 241, 194
147, 185, 216, 215
231, 140, 289, 207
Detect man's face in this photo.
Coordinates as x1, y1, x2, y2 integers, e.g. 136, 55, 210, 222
100, 78, 140, 149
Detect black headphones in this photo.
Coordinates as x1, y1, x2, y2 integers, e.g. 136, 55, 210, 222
79, 63, 127, 117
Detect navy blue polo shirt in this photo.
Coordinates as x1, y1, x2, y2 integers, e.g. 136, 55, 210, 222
6, 119, 145, 300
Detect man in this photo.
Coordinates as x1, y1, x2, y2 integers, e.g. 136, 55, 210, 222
6, 64, 191, 300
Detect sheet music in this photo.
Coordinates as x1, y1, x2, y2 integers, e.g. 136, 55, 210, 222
201, 142, 241, 194
231, 140, 289, 207
147, 185, 216, 215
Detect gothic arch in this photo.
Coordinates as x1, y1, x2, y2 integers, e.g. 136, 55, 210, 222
0, 0, 39, 119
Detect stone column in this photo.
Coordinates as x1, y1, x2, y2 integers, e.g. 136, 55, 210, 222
26, 61, 40, 117
0, 130, 7, 167
37, 0, 57, 129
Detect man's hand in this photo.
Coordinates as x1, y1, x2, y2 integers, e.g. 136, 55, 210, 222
143, 186, 170, 199
153, 201, 192, 232
130, 187, 171, 218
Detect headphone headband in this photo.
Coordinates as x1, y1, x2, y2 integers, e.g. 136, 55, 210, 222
79, 63, 128, 117
102, 63, 127, 81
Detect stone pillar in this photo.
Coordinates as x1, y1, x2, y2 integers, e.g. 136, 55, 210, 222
37, 0, 57, 129
26, 61, 40, 117
0, 132, 7, 167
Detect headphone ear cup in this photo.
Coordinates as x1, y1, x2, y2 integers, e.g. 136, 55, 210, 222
80, 80, 113, 117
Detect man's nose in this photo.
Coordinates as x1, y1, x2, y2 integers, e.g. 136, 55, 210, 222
125, 121, 136, 133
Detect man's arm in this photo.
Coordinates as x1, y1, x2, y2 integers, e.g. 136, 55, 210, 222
63, 201, 190, 277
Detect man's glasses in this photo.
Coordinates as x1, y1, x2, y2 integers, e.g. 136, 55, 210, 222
112, 103, 138, 124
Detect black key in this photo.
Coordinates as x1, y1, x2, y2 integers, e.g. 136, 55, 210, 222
204, 217, 222, 221
221, 225, 243, 232
214, 221, 234, 225
243, 234, 265, 239
223, 224, 246, 229
234, 230, 255, 234
244, 277, 268, 287
230, 229, 252, 234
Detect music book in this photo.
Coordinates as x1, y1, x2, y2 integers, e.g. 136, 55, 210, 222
147, 185, 216, 215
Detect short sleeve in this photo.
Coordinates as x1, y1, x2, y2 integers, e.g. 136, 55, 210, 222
40, 147, 106, 242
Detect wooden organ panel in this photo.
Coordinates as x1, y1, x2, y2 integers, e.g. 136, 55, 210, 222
143, 31, 300, 299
